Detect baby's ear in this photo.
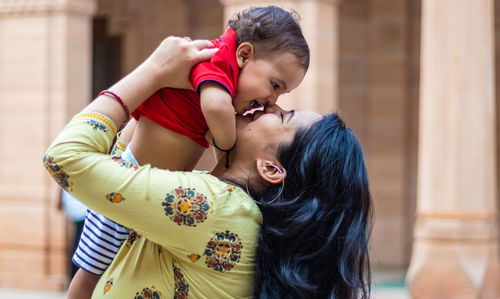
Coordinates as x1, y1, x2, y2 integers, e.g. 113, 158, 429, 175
236, 42, 254, 68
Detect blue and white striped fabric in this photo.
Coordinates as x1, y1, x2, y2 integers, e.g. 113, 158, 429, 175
72, 145, 137, 275
72, 210, 130, 275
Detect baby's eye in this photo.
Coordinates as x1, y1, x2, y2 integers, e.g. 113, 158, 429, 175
271, 82, 279, 90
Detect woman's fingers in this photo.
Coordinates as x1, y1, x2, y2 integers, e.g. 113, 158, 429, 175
143, 36, 217, 90
195, 47, 219, 62
188, 39, 217, 63
151, 35, 213, 85
191, 39, 214, 50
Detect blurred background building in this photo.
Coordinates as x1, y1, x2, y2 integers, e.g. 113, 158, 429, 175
0, 0, 498, 297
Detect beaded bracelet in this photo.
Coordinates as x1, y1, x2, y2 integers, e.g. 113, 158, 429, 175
98, 90, 130, 121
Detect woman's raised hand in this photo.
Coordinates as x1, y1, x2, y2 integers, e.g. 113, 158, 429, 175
83, 36, 216, 126
143, 37, 218, 91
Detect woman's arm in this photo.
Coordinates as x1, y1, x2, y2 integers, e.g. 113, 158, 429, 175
44, 38, 221, 251
82, 37, 217, 129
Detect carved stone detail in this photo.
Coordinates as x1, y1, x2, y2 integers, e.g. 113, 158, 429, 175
219, 0, 342, 5
0, 0, 97, 16
407, 230, 500, 298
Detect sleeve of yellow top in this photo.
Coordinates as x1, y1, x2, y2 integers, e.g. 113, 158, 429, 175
110, 131, 129, 157
44, 113, 218, 252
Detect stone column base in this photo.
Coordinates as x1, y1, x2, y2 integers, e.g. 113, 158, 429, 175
406, 217, 500, 298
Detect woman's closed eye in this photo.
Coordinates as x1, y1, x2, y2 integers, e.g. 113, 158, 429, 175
280, 112, 284, 122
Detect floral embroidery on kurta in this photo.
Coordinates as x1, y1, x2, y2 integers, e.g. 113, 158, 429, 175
187, 254, 200, 263
204, 230, 243, 272
106, 192, 126, 203
134, 286, 162, 299
74, 112, 117, 136
114, 136, 127, 152
125, 230, 141, 247
86, 119, 109, 132
103, 278, 113, 295
173, 262, 189, 299
110, 140, 126, 156
112, 157, 139, 170
43, 155, 73, 191
162, 187, 213, 226
110, 146, 121, 156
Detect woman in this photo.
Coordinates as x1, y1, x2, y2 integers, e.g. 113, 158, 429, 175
44, 37, 372, 298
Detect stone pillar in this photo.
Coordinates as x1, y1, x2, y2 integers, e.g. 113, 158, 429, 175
339, 0, 413, 267
406, 0, 499, 298
219, 0, 340, 114
95, 0, 191, 75
0, 0, 96, 291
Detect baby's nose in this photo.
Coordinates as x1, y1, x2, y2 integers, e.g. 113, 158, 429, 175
264, 104, 282, 113
267, 94, 279, 105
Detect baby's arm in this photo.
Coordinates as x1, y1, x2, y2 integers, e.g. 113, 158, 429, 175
199, 82, 236, 150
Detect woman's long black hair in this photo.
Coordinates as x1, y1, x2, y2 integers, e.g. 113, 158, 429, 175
251, 113, 372, 298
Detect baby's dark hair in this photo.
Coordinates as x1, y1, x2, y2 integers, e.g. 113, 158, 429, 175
228, 6, 310, 70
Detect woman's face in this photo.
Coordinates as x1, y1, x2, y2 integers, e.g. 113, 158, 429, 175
233, 104, 322, 161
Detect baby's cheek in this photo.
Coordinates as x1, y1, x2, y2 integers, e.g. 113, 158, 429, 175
233, 100, 248, 114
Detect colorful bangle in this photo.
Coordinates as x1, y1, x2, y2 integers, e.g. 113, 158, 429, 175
98, 90, 130, 120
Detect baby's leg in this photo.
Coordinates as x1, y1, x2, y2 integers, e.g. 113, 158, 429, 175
67, 269, 99, 299
130, 117, 206, 171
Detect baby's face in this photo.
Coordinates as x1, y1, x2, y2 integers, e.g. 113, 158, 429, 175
233, 52, 306, 115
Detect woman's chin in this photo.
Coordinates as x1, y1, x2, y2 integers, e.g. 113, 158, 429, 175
235, 114, 253, 131
236, 114, 251, 122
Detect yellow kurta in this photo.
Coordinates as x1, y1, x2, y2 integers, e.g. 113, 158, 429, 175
44, 112, 262, 298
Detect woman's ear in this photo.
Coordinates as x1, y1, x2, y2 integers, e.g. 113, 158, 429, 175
236, 42, 254, 68
255, 159, 286, 185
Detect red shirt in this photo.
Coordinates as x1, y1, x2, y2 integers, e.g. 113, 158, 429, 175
131, 28, 239, 148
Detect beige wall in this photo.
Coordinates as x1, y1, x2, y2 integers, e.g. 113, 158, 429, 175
95, 0, 223, 74
0, 0, 96, 290
495, 0, 500, 238
338, 0, 419, 267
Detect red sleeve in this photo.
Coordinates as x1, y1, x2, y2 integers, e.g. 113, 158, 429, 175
190, 60, 236, 97
189, 28, 239, 99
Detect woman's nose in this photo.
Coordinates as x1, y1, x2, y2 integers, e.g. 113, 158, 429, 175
264, 104, 282, 114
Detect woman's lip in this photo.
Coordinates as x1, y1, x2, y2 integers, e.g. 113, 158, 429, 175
244, 111, 256, 121
235, 112, 254, 122
238, 109, 263, 122
252, 111, 264, 121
